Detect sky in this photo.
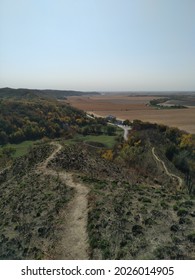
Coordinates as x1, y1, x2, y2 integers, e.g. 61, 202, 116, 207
0, 0, 195, 91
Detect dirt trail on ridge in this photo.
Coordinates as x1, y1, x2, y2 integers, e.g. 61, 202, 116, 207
38, 142, 89, 260
152, 147, 183, 189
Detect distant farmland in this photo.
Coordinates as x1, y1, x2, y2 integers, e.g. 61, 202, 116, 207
67, 95, 195, 134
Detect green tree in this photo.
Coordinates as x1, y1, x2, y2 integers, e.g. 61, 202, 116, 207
107, 126, 116, 136
0, 131, 8, 145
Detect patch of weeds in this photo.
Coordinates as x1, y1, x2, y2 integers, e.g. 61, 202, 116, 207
132, 225, 143, 236
138, 191, 146, 195
102, 248, 111, 259
116, 249, 127, 259
154, 245, 185, 260
155, 189, 162, 194
95, 201, 104, 207
94, 180, 107, 190
89, 209, 101, 221
190, 211, 195, 217
170, 224, 179, 232
93, 189, 105, 196
177, 208, 188, 217
179, 217, 192, 225
151, 209, 163, 218
124, 232, 133, 241
126, 210, 132, 216
138, 197, 152, 203
160, 201, 169, 209
179, 200, 193, 209
139, 237, 148, 250
187, 233, 195, 243
111, 181, 118, 188
120, 239, 128, 247
173, 204, 179, 211
124, 182, 131, 188
101, 219, 109, 228
98, 239, 111, 259
89, 235, 100, 249
171, 194, 182, 201
171, 235, 182, 244
144, 218, 156, 226
138, 184, 148, 189
140, 207, 148, 214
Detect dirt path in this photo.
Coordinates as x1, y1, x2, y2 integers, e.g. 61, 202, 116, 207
152, 147, 183, 189
38, 142, 89, 259
0, 166, 9, 175
117, 125, 131, 141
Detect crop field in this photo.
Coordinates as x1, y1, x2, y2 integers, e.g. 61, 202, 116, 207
67, 95, 195, 134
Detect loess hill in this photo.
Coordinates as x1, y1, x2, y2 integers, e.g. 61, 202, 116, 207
0, 91, 195, 260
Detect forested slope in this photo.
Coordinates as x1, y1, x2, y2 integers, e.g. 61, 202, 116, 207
0, 98, 90, 145
0, 87, 99, 100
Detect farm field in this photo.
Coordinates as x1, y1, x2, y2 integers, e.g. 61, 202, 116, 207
67, 95, 195, 134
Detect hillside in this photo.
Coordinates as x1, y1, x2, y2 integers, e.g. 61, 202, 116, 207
0, 87, 100, 100
0, 98, 92, 145
48, 122, 195, 259
0, 96, 195, 260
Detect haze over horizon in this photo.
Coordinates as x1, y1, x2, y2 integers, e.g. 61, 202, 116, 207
0, 0, 195, 91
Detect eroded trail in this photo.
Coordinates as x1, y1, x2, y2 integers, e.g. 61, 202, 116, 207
38, 142, 89, 259
152, 147, 183, 189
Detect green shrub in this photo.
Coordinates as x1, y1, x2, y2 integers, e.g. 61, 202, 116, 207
179, 200, 193, 209
173, 204, 179, 211
160, 201, 169, 209
170, 224, 179, 232
132, 225, 143, 236
177, 208, 188, 217
187, 233, 195, 243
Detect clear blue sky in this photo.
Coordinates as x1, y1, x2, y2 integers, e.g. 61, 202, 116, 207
0, 0, 194, 91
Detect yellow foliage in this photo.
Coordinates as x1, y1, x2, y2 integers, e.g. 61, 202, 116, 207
76, 118, 83, 124
134, 139, 142, 146
102, 149, 113, 161
179, 134, 193, 149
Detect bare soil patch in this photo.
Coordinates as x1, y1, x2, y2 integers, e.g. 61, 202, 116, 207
38, 143, 89, 259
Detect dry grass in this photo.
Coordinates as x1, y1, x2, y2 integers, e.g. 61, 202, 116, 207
67, 95, 195, 134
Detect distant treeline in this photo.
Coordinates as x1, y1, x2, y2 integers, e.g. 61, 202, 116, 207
0, 87, 100, 100
150, 97, 187, 109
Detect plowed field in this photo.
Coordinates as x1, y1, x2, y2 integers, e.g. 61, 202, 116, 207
67, 95, 195, 134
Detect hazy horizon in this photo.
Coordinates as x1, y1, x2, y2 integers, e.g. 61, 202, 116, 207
1, 86, 195, 95
1, 0, 195, 91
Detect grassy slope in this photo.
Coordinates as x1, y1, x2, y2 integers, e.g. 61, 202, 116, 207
64, 127, 123, 148
1, 133, 195, 260
85, 177, 195, 260
65, 134, 118, 148
48, 124, 195, 260
0, 127, 122, 160
0, 144, 73, 259
0, 140, 39, 158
